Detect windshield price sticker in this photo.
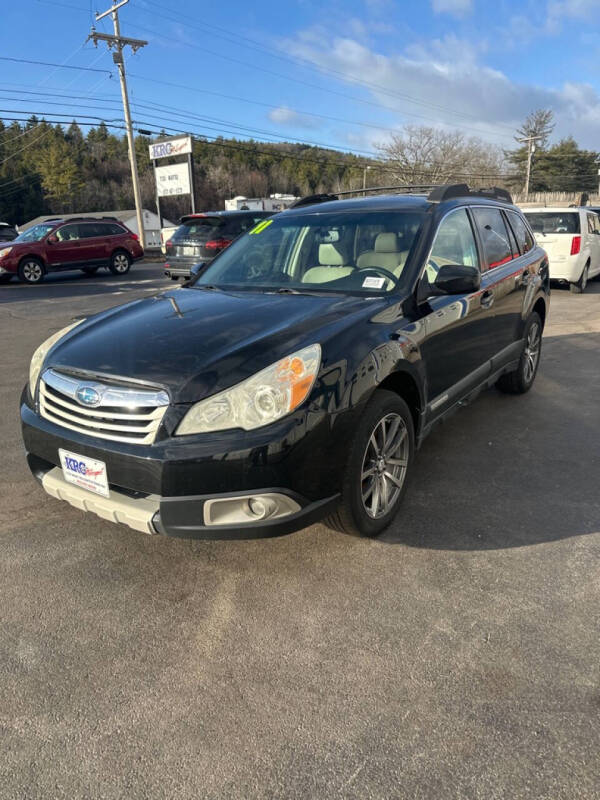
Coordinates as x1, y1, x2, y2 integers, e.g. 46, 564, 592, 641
362, 276, 386, 289
249, 220, 273, 235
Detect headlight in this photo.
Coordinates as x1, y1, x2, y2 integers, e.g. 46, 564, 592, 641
0, 246, 12, 258
29, 320, 85, 396
176, 343, 321, 435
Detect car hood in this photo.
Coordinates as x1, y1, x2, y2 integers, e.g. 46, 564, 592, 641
48, 287, 390, 403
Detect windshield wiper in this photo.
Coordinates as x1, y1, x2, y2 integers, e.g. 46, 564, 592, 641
196, 284, 222, 291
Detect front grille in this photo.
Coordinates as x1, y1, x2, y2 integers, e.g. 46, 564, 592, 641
39, 369, 169, 445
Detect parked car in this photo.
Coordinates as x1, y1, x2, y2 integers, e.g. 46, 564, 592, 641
0, 217, 144, 285
522, 207, 600, 293
21, 185, 549, 539
0, 222, 18, 242
160, 224, 178, 255
163, 210, 272, 280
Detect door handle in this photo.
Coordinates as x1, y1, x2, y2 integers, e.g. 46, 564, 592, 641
480, 290, 494, 309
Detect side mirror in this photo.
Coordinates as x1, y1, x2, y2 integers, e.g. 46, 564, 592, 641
426, 264, 481, 297
47, 234, 58, 244
183, 262, 207, 285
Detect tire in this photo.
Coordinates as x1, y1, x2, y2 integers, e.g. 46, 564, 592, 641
325, 390, 415, 537
569, 262, 589, 293
496, 312, 542, 395
81, 266, 99, 275
17, 257, 45, 284
0, 274, 13, 284
109, 250, 131, 275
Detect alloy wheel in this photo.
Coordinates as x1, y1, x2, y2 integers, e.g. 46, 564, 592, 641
361, 412, 409, 519
23, 261, 42, 282
113, 253, 129, 272
523, 321, 541, 384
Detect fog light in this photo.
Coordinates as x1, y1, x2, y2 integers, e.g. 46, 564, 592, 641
203, 492, 301, 526
247, 496, 277, 520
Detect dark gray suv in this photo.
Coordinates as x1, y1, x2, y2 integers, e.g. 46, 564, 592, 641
164, 210, 272, 280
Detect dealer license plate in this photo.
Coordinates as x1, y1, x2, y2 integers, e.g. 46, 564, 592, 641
59, 449, 109, 498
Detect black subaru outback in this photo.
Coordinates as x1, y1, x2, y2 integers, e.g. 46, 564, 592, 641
21, 185, 549, 539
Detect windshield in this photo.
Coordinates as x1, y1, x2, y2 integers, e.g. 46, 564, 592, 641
524, 212, 580, 234
14, 223, 56, 243
192, 210, 425, 294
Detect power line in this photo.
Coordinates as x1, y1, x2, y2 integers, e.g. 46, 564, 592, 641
126, 20, 517, 146
0, 55, 112, 74
133, 0, 519, 139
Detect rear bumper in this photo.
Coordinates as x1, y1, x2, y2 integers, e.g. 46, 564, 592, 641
548, 254, 585, 283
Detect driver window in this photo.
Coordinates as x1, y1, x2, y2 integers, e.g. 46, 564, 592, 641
425, 208, 479, 281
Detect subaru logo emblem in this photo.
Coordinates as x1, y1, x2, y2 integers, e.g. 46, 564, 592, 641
76, 385, 101, 407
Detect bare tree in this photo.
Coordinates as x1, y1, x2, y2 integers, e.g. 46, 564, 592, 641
375, 125, 506, 187
516, 109, 555, 149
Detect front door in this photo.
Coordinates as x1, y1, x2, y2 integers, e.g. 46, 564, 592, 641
417, 207, 490, 411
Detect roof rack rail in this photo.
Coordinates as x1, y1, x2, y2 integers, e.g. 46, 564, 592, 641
428, 184, 513, 204
288, 193, 339, 208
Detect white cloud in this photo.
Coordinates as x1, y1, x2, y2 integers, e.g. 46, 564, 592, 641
268, 106, 320, 129
281, 29, 600, 148
431, 0, 473, 16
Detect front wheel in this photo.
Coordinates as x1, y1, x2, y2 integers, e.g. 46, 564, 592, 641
325, 390, 414, 537
109, 250, 131, 275
496, 312, 542, 395
18, 257, 45, 284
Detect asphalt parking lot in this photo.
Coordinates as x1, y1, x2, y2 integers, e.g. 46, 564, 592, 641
1, 265, 599, 799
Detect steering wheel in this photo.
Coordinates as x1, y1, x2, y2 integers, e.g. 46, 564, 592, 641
358, 266, 399, 286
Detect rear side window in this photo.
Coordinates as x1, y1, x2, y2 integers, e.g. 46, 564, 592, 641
506, 211, 535, 255
472, 208, 513, 269
78, 223, 104, 238
525, 212, 580, 234
587, 214, 599, 234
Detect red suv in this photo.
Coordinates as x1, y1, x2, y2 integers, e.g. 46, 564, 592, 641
0, 217, 144, 285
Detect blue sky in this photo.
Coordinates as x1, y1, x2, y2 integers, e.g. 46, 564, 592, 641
4, 0, 600, 158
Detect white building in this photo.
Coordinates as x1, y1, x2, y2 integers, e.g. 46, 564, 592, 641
224, 194, 299, 212
21, 209, 174, 250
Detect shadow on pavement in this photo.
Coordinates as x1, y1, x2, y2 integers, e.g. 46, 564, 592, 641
0, 264, 167, 304
380, 330, 600, 550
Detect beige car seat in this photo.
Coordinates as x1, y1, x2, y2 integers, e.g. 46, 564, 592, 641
302, 243, 354, 283
357, 233, 408, 277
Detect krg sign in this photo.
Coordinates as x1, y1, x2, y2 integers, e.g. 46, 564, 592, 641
149, 136, 192, 160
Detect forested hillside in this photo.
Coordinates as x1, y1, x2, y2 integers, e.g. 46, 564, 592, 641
0, 118, 368, 224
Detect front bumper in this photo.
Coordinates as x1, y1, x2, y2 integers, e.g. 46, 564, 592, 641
33, 462, 338, 539
21, 393, 350, 539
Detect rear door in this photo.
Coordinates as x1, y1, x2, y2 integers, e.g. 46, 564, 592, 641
585, 212, 600, 277
76, 222, 109, 264
471, 206, 524, 362
47, 223, 83, 268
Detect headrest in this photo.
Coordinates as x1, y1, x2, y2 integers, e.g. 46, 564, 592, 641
319, 243, 344, 265
375, 233, 398, 253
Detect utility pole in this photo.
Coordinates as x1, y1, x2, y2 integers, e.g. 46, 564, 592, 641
517, 134, 543, 198
88, 0, 147, 248
362, 165, 371, 196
